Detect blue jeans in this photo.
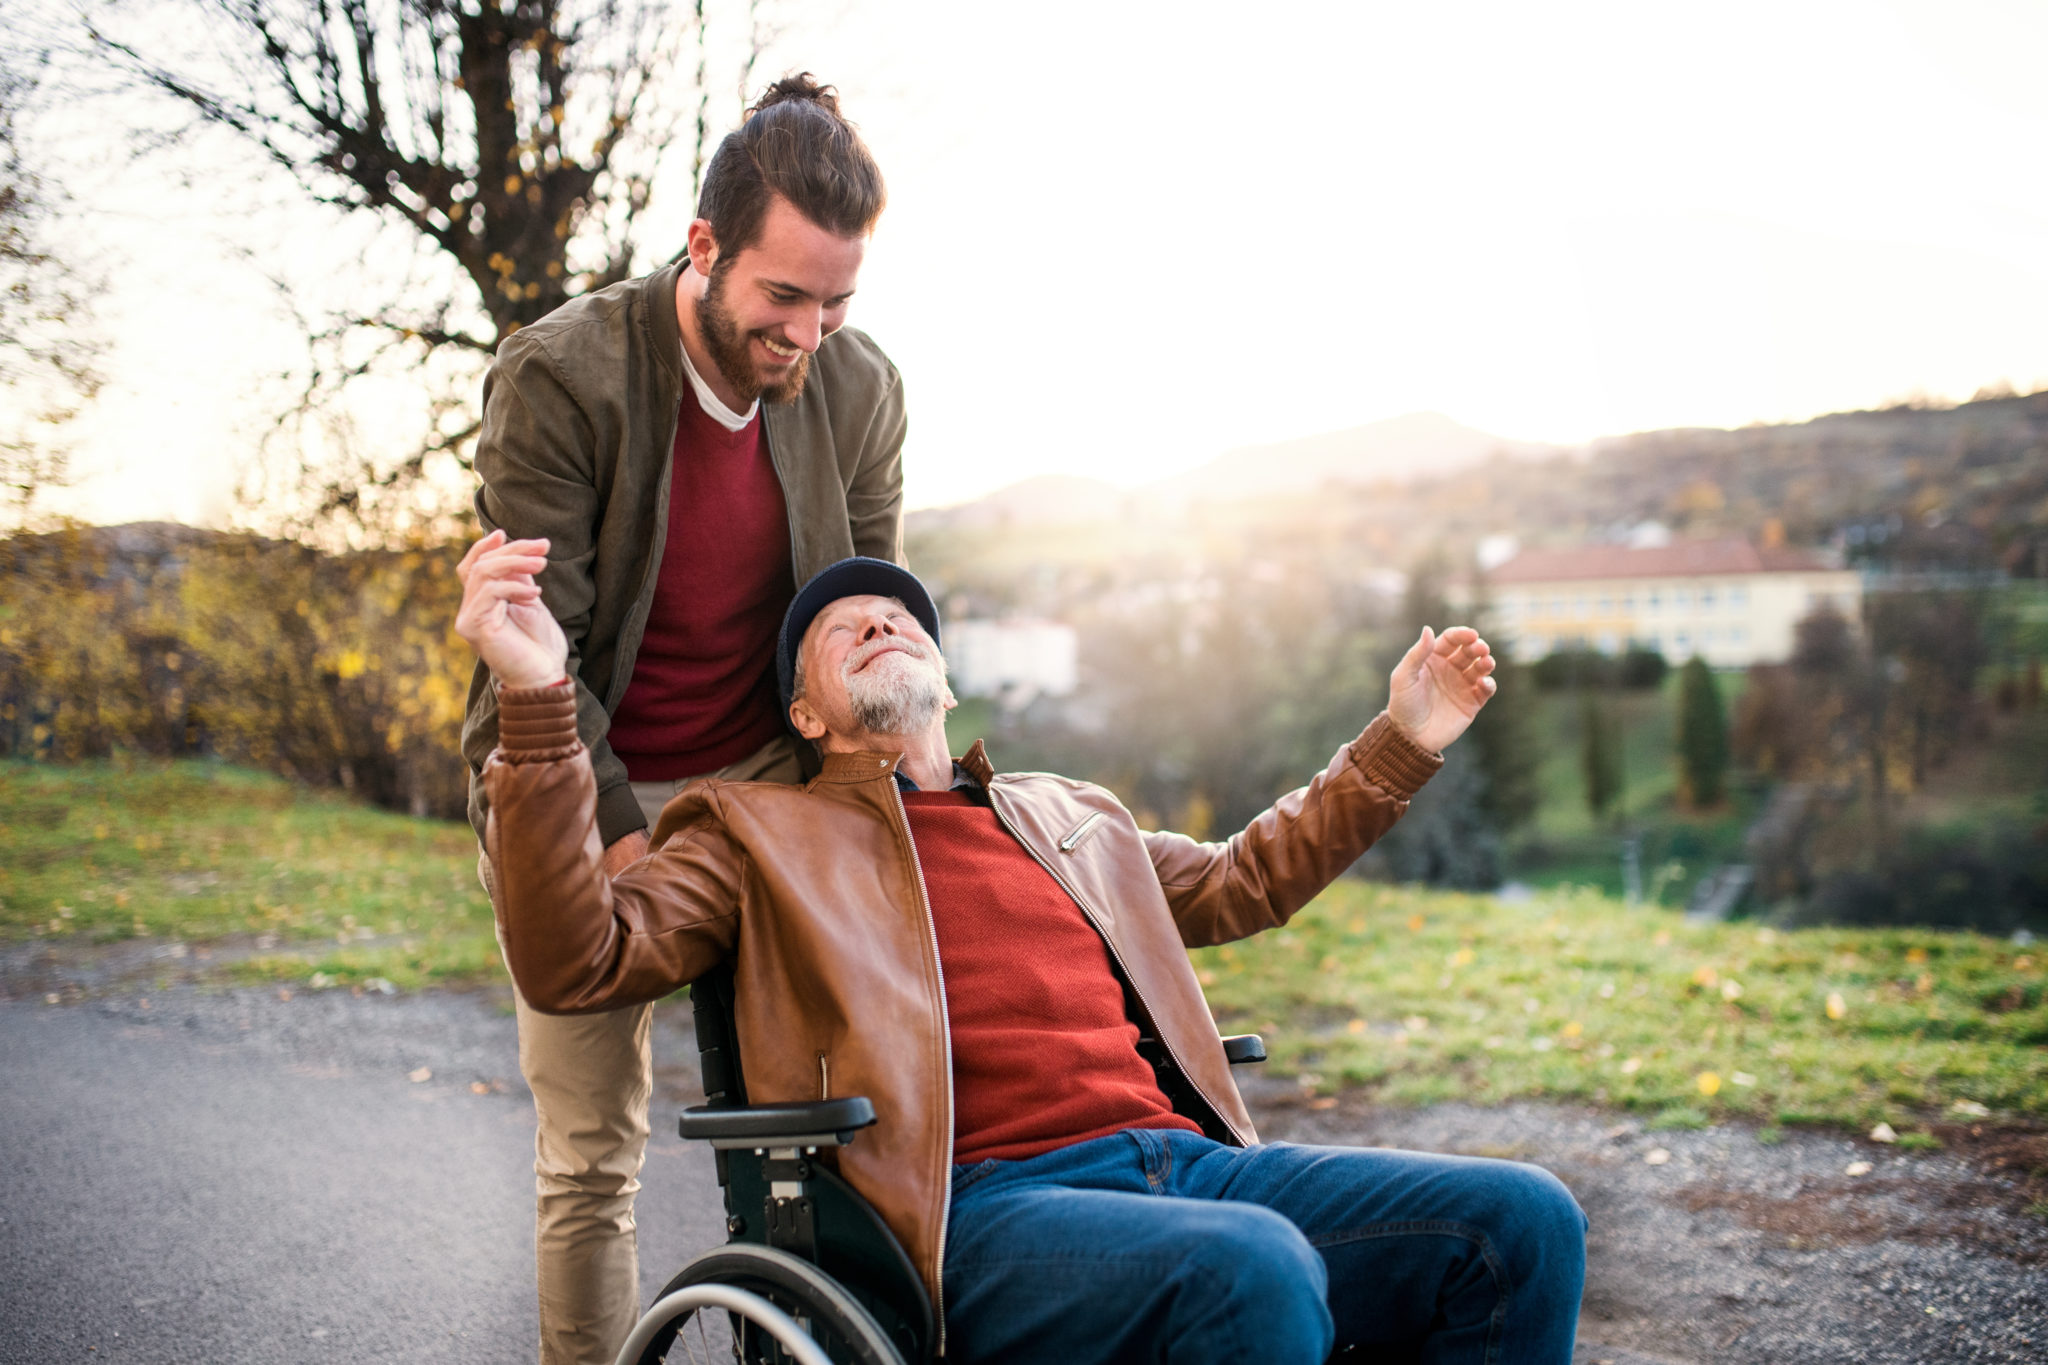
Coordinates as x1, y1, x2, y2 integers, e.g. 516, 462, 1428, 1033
943, 1129, 1586, 1365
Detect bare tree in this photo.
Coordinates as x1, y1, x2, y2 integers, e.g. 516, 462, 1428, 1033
0, 50, 105, 525
82, 0, 771, 532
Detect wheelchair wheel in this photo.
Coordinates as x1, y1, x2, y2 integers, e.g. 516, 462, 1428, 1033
622, 1242, 906, 1365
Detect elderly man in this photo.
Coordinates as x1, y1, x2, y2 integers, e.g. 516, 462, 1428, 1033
458, 533, 1587, 1365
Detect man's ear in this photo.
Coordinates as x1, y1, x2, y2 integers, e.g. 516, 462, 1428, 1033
941, 682, 959, 714
685, 218, 719, 277
788, 697, 828, 742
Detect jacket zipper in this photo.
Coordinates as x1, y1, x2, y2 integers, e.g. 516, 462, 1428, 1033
989, 788, 1252, 1148
1058, 812, 1107, 853
761, 412, 804, 585
887, 777, 954, 1354
817, 1051, 829, 1100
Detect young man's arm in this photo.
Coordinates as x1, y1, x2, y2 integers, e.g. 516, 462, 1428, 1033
460, 332, 648, 860
844, 348, 908, 564
1146, 625, 1497, 947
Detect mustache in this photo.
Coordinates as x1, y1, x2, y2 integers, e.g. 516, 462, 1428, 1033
843, 635, 934, 675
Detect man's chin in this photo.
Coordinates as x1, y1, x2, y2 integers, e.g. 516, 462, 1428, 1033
758, 354, 811, 405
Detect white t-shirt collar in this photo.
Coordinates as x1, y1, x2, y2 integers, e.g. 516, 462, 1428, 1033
679, 337, 759, 432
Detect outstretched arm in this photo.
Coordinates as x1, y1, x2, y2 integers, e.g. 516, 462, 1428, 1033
458, 533, 740, 1012
1148, 624, 1498, 946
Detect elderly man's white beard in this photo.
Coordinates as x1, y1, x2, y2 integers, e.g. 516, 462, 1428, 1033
842, 643, 948, 735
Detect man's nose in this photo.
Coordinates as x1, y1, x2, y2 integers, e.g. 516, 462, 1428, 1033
785, 308, 824, 354
857, 616, 898, 642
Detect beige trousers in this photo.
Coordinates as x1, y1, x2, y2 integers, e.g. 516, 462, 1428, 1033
484, 731, 807, 1365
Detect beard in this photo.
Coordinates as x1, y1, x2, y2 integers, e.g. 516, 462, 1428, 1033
842, 640, 948, 736
698, 261, 812, 405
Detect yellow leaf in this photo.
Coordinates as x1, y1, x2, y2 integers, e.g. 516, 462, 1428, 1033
1692, 965, 1719, 988
1696, 1071, 1722, 1096
1904, 946, 1927, 965
1406, 914, 1424, 932
1346, 1018, 1367, 1034
1450, 947, 1475, 968
1561, 1020, 1583, 1039
1825, 992, 1847, 1020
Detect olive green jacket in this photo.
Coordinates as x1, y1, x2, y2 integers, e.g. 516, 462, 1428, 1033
460, 261, 908, 846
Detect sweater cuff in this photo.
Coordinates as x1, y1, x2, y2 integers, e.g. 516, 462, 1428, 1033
495, 680, 580, 760
1350, 713, 1444, 800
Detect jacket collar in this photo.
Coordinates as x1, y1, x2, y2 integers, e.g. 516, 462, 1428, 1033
648, 259, 686, 389
811, 738, 996, 787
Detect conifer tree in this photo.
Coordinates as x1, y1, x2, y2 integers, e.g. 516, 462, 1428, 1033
1676, 655, 1730, 807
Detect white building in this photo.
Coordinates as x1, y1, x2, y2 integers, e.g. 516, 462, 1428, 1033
1484, 538, 1862, 666
945, 619, 1079, 705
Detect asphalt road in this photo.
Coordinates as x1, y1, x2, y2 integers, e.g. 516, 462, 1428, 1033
0, 985, 725, 1365
3, 974, 2041, 1364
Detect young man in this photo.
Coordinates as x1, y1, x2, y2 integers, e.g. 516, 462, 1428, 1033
457, 76, 903, 1364
459, 540, 1589, 1364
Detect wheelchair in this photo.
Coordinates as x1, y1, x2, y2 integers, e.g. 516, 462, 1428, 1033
616, 961, 1268, 1365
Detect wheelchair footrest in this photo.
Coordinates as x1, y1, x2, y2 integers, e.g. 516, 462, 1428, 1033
680, 1096, 878, 1149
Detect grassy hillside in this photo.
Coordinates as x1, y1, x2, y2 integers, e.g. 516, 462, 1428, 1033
6, 760, 2042, 1133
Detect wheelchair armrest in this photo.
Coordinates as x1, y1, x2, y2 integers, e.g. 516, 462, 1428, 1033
1221, 1034, 1267, 1065
679, 1096, 878, 1149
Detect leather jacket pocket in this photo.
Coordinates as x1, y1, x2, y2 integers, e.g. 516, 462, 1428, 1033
1058, 812, 1108, 854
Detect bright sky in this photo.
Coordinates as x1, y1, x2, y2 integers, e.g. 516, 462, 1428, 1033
27, 0, 2048, 526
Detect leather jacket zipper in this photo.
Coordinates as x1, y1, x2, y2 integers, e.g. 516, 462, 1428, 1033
1058, 812, 1107, 853
817, 1051, 829, 1100
886, 777, 953, 1353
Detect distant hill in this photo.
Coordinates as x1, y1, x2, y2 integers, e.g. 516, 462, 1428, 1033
1151, 412, 1558, 505
913, 412, 1555, 531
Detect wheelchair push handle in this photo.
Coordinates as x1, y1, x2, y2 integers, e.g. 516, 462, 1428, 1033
1221, 1034, 1267, 1065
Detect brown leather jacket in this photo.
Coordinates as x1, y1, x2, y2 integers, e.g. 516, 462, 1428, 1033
482, 683, 1442, 1328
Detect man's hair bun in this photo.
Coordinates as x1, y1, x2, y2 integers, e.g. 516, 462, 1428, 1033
748, 72, 842, 120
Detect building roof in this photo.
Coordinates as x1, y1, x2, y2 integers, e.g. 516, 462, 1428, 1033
1487, 538, 1835, 585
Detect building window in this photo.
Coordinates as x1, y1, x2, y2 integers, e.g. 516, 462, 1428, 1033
1675, 588, 1693, 610
1620, 593, 1634, 611
1551, 596, 1565, 616
1731, 625, 1747, 643
1647, 589, 1662, 610
1729, 585, 1748, 608
1701, 586, 1717, 610
1597, 594, 1613, 614
1574, 595, 1590, 618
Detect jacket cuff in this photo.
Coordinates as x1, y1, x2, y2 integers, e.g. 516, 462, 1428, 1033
495, 680, 580, 760
1350, 713, 1444, 800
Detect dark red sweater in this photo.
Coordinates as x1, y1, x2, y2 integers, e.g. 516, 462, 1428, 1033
608, 399, 792, 781
900, 790, 1202, 1164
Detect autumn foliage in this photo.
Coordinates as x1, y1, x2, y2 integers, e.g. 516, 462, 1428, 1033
0, 523, 472, 817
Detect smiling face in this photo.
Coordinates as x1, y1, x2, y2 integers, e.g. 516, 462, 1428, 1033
691, 194, 866, 405
789, 594, 953, 747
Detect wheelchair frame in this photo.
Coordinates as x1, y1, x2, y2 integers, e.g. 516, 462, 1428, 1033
622, 960, 1267, 1365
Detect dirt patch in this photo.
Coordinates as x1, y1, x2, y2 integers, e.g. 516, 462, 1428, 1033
1677, 1176, 2048, 1265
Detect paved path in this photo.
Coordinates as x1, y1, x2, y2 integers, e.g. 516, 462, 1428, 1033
0, 986, 723, 1364
3, 980, 2042, 1364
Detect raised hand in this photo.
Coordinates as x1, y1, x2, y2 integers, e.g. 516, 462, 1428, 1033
454, 530, 569, 690
1386, 626, 1498, 753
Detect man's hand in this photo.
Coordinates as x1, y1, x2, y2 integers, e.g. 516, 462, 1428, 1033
603, 829, 650, 879
455, 530, 569, 690
1387, 626, 1498, 753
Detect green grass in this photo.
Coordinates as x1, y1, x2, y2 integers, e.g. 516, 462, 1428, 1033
0, 758, 500, 991
1192, 879, 2048, 1131
11, 760, 2047, 1134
